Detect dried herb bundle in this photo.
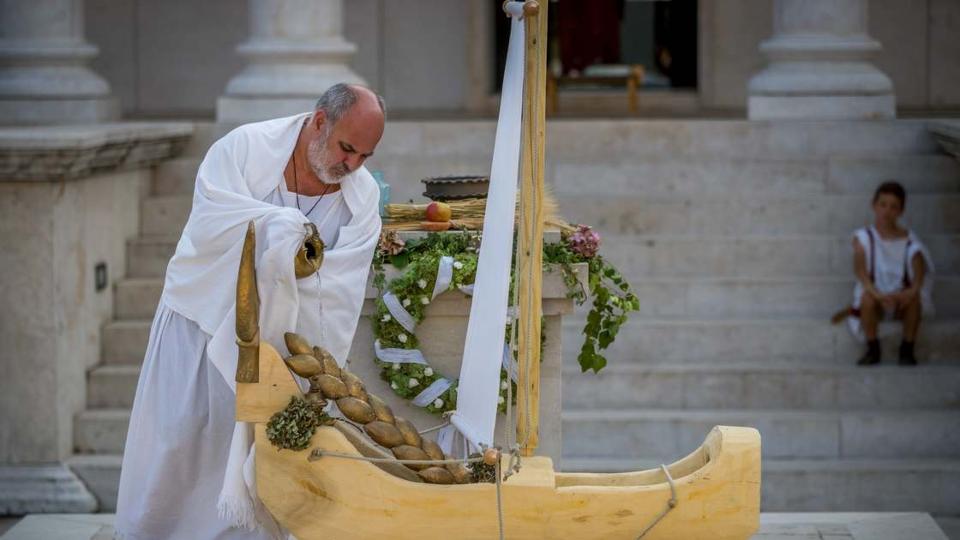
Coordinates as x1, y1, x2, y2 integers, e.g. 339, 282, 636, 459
468, 454, 497, 484
266, 396, 331, 451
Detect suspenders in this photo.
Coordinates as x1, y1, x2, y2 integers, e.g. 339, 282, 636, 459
865, 227, 913, 289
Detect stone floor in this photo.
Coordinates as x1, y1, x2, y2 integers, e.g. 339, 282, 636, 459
0, 513, 951, 539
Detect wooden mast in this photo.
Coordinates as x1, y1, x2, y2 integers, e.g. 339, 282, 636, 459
516, 0, 547, 457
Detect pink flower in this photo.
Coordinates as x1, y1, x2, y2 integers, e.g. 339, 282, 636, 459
568, 224, 601, 258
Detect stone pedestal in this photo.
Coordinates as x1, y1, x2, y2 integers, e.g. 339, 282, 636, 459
347, 232, 584, 466
216, 0, 366, 123
0, 123, 191, 514
748, 0, 895, 120
0, 0, 118, 125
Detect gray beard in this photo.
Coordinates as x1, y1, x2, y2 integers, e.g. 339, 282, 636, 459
307, 136, 349, 185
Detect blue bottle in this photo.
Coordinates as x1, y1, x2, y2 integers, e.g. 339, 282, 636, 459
371, 170, 390, 217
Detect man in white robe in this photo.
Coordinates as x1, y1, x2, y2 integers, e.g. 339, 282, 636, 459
115, 84, 385, 539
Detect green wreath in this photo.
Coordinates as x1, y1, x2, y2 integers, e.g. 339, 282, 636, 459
371, 230, 639, 417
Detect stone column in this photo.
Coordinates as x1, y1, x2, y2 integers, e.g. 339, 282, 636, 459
217, 0, 366, 123
748, 0, 895, 120
0, 0, 117, 125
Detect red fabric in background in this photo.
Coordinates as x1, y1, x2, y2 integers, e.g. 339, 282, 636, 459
558, 0, 624, 74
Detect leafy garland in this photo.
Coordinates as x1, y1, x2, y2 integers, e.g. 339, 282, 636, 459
371, 226, 638, 416
266, 396, 332, 451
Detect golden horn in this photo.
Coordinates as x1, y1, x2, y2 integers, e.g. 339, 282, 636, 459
236, 221, 260, 383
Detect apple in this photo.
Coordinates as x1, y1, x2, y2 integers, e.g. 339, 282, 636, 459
425, 201, 452, 222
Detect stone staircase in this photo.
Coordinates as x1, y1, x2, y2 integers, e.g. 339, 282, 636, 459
550, 120, 960, 519
66, 119, 960, 520
65, 124, 218, 511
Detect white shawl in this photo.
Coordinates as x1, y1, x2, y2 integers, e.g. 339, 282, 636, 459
161, 113, 381, 532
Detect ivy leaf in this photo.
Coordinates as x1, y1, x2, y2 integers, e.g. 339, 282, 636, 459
391, 251, 410, 269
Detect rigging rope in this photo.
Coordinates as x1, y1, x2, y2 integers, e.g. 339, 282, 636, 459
634, 465, 679, 539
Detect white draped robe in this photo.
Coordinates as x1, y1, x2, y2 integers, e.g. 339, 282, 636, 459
115, 113, 381, 539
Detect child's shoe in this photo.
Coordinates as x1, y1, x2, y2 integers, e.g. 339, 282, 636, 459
857, 339, 881, 366
898, 341, 917, 366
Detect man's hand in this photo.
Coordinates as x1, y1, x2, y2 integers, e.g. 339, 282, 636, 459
294, 223, 325, 279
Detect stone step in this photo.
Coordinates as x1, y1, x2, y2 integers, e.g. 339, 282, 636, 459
113, 278, 162, 320
160, 153, 956, 208
375, 120, 948, 161
124, 231, 960, 281
74, 410, 130, 455
101, 320, 151, 365
65, 454, 122, 513
140, 191, 960, 238
150, 157, 201, 196
87, 366, 140, 408
616, 276, 960, 319
598, 234, 960, 279
140, 195, 192, 236
562, 364, 960, 410
561, 409, 960, 460
559, 194, 960, 236
125, 235, 178, 279
561, 318, 960, 366
560, 457, 960, 515
549, 154, 959, 198
0, 465, 98, 514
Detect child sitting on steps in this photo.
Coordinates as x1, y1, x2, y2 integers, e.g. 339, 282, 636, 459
847, 181, 935, 366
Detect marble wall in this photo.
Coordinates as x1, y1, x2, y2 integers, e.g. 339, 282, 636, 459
0, 170, 145, 462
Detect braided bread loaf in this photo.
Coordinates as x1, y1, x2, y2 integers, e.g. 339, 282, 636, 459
283, 332, 471, 485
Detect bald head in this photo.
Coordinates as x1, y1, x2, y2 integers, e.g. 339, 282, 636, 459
304, 83, 386, 183
315, 83, 385, 126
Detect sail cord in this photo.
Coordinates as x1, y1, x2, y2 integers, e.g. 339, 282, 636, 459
634, 465, 679, 539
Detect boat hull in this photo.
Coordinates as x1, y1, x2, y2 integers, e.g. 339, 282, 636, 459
255, 423, 761, 539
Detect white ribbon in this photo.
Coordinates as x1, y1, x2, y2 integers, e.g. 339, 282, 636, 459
382, 292, 416, 333
411, 378, 454, 407
432, 256, 455, 300
374, 339, 428, 365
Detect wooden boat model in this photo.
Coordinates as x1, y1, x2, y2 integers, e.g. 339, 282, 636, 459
236, 337, 760, 540
233, 2, 762, 538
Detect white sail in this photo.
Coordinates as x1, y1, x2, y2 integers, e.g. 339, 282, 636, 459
446, 11, 526, 452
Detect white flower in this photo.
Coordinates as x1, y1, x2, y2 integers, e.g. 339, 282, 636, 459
397, 333, 408, 343
381, 314, 391, 322
417, 279, 427, 289
390, 381, 398, 390
500, 380, 509, 390
424, 367, 434, 377
498, 395, 505, 404
420, 296, 429, 305
453, 261, 464, 270
392, 363, 400, 370
433, 398, 444, 408
402, 298, 411, 307
408, 378, 420, 388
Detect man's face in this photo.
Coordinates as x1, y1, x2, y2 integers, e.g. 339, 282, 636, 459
307, 102, 384, 184
872, 193, 903, 225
